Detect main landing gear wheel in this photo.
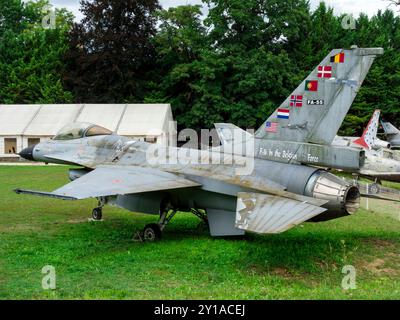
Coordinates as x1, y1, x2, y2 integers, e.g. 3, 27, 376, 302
92, 207, 103, 221
143, 223, 162, 242
368, 183, 381, 195
134, 203, 177, 242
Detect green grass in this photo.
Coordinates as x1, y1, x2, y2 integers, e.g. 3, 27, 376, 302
0, 166, 399, 300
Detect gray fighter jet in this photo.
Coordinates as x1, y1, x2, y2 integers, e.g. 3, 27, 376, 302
17, 46, 383, 241
333, 110, 391, 150
217, 48, 400, 191
330, 109, 400, 186
382, 121, 400, 149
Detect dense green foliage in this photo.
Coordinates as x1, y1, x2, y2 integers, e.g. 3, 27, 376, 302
0, 0, 74, 103
63, 0, 160, 103
0, 0, 399, 134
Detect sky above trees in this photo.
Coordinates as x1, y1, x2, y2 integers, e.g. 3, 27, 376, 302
50, 0, 398, 21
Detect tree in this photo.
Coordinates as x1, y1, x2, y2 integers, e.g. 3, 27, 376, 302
387, 1, 400, 10
148, 1, 310, 130
145, 5, 211, 129
63, 0, 160, 103
0, 0, 74, 104
341, 10, 400, 135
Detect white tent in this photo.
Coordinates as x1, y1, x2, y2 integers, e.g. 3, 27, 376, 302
0, 104, 176, 159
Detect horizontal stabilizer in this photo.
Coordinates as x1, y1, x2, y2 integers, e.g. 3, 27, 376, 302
235, 192, 326, 234
361, 193, 400, 203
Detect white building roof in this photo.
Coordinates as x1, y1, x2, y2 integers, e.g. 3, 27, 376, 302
0, 105, 40, 135
76, 104, 126, 132
24, 104, 82, 136
0, 104, 173, 137
118, 104, 171, 136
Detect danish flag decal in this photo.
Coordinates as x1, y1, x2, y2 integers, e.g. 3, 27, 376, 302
318, 66, 332, 78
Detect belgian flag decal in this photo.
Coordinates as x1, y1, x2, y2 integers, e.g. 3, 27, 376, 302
330, 52, 345, 63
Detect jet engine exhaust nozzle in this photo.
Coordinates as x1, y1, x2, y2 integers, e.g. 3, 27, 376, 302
305, 171, 361, 221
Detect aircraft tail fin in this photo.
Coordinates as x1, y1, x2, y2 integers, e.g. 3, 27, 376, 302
381, 121, 400, 136
354, 110, 381, 150
255, 47, 384, 145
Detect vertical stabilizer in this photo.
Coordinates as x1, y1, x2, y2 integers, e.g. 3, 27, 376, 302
255, 47, 384, 145
354, 110, 381, 150
381, 121, 400, 148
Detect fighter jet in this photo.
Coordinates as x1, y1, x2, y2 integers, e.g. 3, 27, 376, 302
330, 110, 400, 187
381, 121, 400, 149
17, 46, 383, 241
217, 55, 400, 194
333, 110, 391, 150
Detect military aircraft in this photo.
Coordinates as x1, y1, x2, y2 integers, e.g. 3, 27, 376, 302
381, 121, 400, 149
333, 110, 391, 150
330, 109, 400, 187
17, 46, 384, 241
218, 93, 400, 192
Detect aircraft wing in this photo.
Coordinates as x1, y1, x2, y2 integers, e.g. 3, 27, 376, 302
15, 166, 201, 200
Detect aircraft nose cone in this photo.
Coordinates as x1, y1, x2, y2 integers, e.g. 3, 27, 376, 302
19, 145, 36, 161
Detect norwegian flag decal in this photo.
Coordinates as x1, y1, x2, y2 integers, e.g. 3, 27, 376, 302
290, 95, 303, 108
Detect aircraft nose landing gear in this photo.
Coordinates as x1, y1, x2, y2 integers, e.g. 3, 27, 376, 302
91, 197, 107, 221
143, 223, 162, 241
92, 207, 103, 221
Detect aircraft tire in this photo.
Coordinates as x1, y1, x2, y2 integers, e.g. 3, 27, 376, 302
368, 184, 381, 195
92, 208, 103, 221
143, 224, 162, 242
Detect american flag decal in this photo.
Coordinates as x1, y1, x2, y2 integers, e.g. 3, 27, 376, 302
290, 95, 303, 107
265, 122, 278, 133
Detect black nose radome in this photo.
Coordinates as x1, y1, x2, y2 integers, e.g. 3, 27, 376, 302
19, 145, 36, 161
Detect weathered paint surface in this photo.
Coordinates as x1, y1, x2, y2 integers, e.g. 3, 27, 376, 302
235, 192, 326, 234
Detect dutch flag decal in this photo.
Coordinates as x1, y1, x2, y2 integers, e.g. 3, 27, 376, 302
277, 109, 290, 120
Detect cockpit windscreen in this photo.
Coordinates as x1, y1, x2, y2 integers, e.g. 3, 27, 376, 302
54, 122, 112, 140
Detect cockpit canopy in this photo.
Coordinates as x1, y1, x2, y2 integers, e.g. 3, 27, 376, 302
54, 122, 113, 141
